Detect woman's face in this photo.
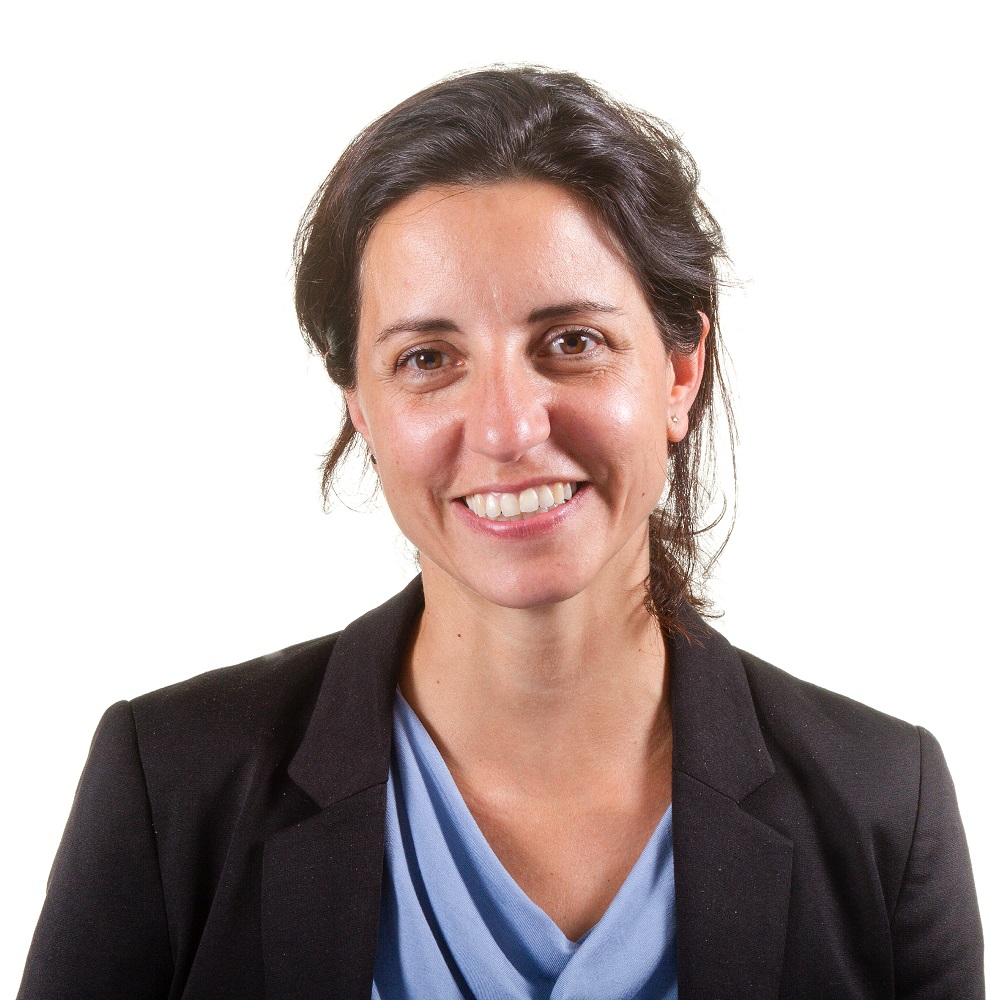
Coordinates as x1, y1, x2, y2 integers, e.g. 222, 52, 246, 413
347, 180, 704, 612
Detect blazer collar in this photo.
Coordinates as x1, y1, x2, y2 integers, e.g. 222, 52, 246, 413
263, 577, 424, 1000
669, 603, 776, 799
669, 605, 793, 997
288, 579, 780, 800
288, 575, 425, 807
269, 579, 792, 999
287, 581, 779, 806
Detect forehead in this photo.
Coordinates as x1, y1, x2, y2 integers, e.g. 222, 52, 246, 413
358, 181, 643, 329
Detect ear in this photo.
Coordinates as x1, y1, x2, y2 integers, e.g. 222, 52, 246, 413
667, 312, 709, 443
344, 388, 374, 453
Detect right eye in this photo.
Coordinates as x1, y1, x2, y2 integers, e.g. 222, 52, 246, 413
399, 348, 446, 371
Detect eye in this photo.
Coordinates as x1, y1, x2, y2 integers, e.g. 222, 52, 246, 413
544, 329, 601, 356
399, 348, 447, 371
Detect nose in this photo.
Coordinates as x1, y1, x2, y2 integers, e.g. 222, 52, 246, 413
464, 363, 551, 463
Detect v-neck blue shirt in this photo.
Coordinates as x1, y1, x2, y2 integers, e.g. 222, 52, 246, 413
372, 692, 678, 1000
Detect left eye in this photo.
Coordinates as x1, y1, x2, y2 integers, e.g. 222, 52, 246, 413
545, 330, 599, 356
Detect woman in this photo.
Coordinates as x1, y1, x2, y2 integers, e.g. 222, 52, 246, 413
19, 68, 983, 999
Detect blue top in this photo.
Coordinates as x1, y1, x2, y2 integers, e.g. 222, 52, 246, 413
372, 692, 678, 1000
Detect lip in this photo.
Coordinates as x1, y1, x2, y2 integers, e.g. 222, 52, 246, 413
453, 482, 587, 537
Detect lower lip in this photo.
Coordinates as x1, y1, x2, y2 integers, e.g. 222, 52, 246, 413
454, 485, 587, 538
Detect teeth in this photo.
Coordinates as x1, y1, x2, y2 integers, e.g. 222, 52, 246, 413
463, 482, 578, 521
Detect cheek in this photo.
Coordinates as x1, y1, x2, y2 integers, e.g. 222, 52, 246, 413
577, 371, 670, 458
603, 390, 650, 435
370, 398, 461, 497
366, 386, 453, 456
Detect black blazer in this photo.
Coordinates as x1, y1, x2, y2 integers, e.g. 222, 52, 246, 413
19, 577, 984, 999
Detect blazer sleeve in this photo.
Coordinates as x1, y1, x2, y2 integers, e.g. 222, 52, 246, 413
17, 701, 174, 1000
890, 726, 984, 999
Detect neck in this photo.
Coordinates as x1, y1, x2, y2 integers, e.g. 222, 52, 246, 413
400, 555, 670, 797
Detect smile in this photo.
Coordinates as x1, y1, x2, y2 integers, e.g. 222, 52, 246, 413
463, 482, 577, 521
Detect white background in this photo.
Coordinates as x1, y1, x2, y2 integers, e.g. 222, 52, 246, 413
2, 0, 995, 991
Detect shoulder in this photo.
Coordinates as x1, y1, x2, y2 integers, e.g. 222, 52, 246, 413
734, 645, 984, 991
732, 644, 931, 871
737, 645, 924, 811
737, 645, 919, 763
132, 630, 341, 718
123, 631, 342, 794
99, 577, 424, 816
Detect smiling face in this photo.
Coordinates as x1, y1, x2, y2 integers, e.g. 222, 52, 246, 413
346, 180, 704, 614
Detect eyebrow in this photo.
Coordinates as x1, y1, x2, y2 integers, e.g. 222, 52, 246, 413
374, 317, 459, 348
373, 299, 624, 347
526, 300, 624, 324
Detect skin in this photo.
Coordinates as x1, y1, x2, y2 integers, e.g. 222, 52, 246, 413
346, 180, 706, 940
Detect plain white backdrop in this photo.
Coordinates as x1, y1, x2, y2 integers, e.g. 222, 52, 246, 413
3, 0, 995, 991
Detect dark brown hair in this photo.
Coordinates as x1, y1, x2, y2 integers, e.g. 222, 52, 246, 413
294, 66, 734, 631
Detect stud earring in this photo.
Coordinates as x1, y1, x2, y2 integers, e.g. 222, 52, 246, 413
670, 415, 679, 424
370, 452, 378, 467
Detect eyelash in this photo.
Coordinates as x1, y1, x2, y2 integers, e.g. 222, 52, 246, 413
394, 327, 604, 373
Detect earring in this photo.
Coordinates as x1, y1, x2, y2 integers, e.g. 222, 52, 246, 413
670, 415, 679, 424
370, 453, 378, 467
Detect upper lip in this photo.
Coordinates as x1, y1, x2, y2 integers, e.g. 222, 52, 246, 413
456, 477, 582, 498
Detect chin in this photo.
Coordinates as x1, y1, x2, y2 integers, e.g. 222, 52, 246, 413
456, 563, 597, 613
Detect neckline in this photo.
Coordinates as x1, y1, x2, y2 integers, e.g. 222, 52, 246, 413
394, 688, 674, 946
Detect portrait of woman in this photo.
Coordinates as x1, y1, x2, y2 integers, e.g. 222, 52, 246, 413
13, 60, 986, 998
5, 4, 994, 998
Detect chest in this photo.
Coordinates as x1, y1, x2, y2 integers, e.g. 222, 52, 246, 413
458, 768, 673, 940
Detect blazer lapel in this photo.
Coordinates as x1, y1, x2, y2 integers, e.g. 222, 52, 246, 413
670, 610, 793, 998
260, 579, 792, 997
262, 578, 425, 1000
